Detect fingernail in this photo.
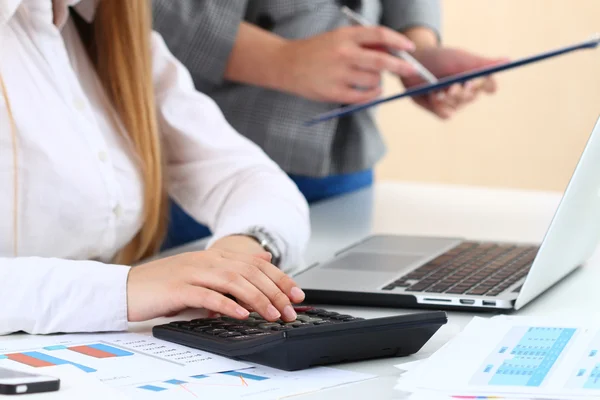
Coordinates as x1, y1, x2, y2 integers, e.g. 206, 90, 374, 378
283, 305, 297, 321
267, 305, 281, 320
236, 307, 249, 318
290, 287, 305, 300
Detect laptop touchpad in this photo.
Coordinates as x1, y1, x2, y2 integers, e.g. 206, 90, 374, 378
322, 252, 424, 272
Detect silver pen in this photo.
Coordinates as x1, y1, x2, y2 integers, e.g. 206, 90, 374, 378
341, 6, 438, 84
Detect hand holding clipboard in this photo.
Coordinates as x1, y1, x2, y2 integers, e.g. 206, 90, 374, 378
305, 35, 600, 126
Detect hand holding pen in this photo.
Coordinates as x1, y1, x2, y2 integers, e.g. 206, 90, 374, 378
261, 20, 420, 104
341, 6, 507, 119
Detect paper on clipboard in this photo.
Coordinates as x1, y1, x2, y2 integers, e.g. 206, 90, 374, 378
304, 35, 600, 126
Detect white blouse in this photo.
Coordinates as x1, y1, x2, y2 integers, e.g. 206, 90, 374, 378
0, 0, 310, 335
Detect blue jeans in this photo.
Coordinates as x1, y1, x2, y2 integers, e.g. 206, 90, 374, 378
161, 169, 374, 250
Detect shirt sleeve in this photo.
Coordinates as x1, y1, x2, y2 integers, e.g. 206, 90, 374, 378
150, 31, 311, 269
0, 258, 129, 335
380, 0, 442, 41
151, 0, 248, 86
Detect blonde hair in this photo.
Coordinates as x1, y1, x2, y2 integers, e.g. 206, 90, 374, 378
2, 0, 168, 264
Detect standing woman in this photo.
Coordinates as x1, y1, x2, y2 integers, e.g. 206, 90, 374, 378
0, 0, 309, 335
153, 0, 505, 249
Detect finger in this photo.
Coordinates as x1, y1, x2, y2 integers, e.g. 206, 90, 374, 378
233, 253, 306, 305
235, 262, 299, 322
254, 252, 273, 262
350, 26, 415, 52
451, 82, 477, 107
183, 286, 250, 320
335, 85, 382, 104
461, 81, 478, 102
213, 268, 282, 321
426, 94, 454, 119
344, 70, 381, 89
350, 48, 415, 76
237, 301, 254, 312
481, 76, 497, 93
212, 250, 306, 307
444, 84, 463, 109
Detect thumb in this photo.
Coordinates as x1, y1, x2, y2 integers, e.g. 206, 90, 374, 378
480, 56, 510, 67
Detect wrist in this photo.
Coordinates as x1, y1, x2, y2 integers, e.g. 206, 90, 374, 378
211, 235, 265, 256
271, 40, 300, 95
402, 26, 439, 49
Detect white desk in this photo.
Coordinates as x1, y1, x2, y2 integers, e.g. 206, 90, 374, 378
135, 181, 600, 399
13, 181, 600, 399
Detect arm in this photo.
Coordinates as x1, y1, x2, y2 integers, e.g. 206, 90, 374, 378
381, 0, 504, 119
152, 0, 249, 86
153, 0, 416, 104
0, 258, 129, 335
150, 31, 310, 269
380, 0, 442, 47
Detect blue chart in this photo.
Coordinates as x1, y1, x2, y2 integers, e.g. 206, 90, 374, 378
0, 343, 134, 374
137, 370, 270, 393
565, 331, 600, 390
470, 326, 576, 387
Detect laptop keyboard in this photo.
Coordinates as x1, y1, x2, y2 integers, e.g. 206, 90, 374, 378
382, 242, 538, 297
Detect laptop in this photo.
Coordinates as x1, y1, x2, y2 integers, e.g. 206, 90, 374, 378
294, 116, 600, 311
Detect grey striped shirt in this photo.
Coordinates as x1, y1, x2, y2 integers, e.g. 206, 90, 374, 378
153, 0, 441, 177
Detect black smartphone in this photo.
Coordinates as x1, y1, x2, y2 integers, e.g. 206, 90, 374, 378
0, 367, 60, 395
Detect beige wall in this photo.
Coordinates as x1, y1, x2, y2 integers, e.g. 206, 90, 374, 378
375, 0, 600, 192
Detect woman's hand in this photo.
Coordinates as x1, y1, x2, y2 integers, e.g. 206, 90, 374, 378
126, 249, 305, 324
275, 25, 416, 104
399, 47, 508, 119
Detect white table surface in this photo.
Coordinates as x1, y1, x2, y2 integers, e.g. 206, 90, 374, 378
9, 181, 600, 399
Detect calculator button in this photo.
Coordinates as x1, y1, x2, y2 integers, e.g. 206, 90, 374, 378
192, 318, 218, 323
330, 314, 354, 320
284, 322, 304, 328
306, 317, 323, 323
304, 309, 324, 315
178, 324, 195, 331
293, 323, 311, 328
226, 325, 247, 331
241, 329, 264, 335
316, 311, 339, 317
295, 315, 312, 322
219, 332, 242, 338
258, 323, 280, 330
313, 320, 333, 325
293, 306, 315, 313
205, 329, 227, 335
192, 325, 213, 332
269, 326, 285, 331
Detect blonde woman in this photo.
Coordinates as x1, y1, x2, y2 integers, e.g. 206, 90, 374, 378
0, 0, 309, 335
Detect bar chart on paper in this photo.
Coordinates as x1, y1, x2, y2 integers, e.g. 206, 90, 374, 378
128, 369, 277, 399
566, 330, 600, 390
121, 365, 373, 400
470, 326, 577, 388
0, 343, 133, 373
0, 333, 248, 389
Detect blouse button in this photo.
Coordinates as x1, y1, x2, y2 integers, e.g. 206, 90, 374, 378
113, 204, 123, 219
74, 97, 86, 111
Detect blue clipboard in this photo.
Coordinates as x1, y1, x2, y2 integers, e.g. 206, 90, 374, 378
305, 36, 600, 126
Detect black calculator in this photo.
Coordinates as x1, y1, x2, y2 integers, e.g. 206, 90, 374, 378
153, 307, 447, 371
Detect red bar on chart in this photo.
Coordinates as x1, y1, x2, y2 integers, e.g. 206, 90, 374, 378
67, 345, 116, 359
6, 353, 55, 368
